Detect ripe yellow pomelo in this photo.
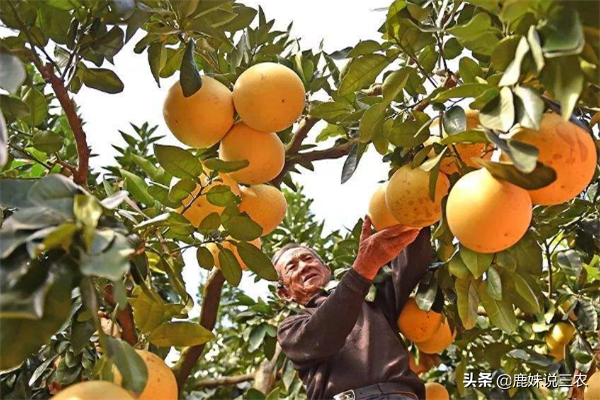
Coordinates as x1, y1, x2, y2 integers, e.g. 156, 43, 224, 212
367, 183, 399, 231
398, 298, 443, 343
53, 381, 134, 400
549, 322, 575, 345
426, 110, 492, 175
206, 238, 261, 270
233, 62, 305, 133
163, 77, 234, 148
584, 372, 600, 400
239, 184, 287, 236
218, 123, 285, 184
113, 350, 177, 400
178, 171, 240, 228
425, 382, 449, 400
446, 168, 532, 253
385, 165, 450, 228
416, 319, 456, 354
559, 298, 577, 321
506, 113, 598, 205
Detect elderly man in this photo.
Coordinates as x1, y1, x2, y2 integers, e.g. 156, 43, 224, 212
274, 216, 433, 400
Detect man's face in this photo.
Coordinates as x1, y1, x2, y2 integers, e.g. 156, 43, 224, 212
275, 247, 331, 305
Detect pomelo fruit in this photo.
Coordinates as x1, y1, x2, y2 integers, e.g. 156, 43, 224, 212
113, 350, 177, 400
239, 184, 287, 236
206, 238, 262, 270
584, 372, 600, 400
398, 298, 443, 343
219, 123, 285, 184
425, 382, 449, 400
53, 381, 134, 400
385, 165, 450, 228
446, 168, 532, 253
367, 183, 399, 231
233, 62, 305, 133
549, 322, 575, 345
416, 318, 456, 354
505, 112, 597, 205
163, 77, 234, 148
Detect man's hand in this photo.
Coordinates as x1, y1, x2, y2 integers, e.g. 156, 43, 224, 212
353, 216, 421, 280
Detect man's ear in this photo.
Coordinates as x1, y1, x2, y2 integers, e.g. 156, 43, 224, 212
277, 284, 292, 301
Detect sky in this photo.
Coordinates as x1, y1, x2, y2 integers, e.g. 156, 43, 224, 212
71, 0, 393, 312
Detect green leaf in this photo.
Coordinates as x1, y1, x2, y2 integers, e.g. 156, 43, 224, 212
359, 103, 385, 143
32, 131, 64, 154
180, 40, 202, 97
443, 38, 463, 60
224, 214, 262, 241
197, 246, 215, 270
432, 83, 490, 102
449, 252, 471, 279
443, 106, 466, 134
470, 88, 500, 110
120, 169, 154, 205
198, 212, 221, 234
512, 273, 540, 313
541, 56, 584, 120
237, 241, 278, 281
480, 87, 515, 132
341, 142, 366, 184
472, 158, 556, 190
203, 158, 249, 173
309, 101, 353, 121
0, 51, 26, 94
491, 35, 521, 72
148, 185, 181, 208
455, 278, 478, 330
150, 321, 214, 347
147, 42, 166, 85
499, 231, 542, 275
459, 58, 483, 84
28, 174, 78, 217
338, 54, 392, 96
2, 206, 65, 232
448, 13, 500, 56
556, 250, 583, 276
540, 7, 584, 58
440, 130, 488, 145
154, 144, 203, 179
486, 266, 502, 300
248, 324, 267, 352
218, 246, 242, 286
223, 5, 257, 32
382, 68, 410, 107
105, 337, 148, 396
22, 88, 48, 127
485, 131, 539, 173
168, 178, 196, 203
348, 40, 381, 57
206, 184, 238, 207
456, 359, 467, 396
82, 68, 124, 94
460, 245, 492, 279
131, 290, 182, 334
0, 269, 72, 370
80, 232, 134, 280
478, 281, 517, 333
418, 45, 437, 74
527, 27, 544, 73
316, 124, 346, 142
467, 0, 499, 11
513, 85, 543, 130
388, 112, 431, 147
499, 36, 530, 87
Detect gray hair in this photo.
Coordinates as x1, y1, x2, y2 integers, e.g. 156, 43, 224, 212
272, 243, 326, 289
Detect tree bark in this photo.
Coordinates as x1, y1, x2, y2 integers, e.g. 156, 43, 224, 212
103, 285, 138, 346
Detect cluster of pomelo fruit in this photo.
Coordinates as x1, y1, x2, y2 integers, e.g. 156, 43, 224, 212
53, 349, 177, 400
162, 62, 306, 268
368, 110, 598, 254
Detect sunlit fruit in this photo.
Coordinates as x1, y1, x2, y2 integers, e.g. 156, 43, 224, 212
398, 298, 443, 343
178, 171, 240, 228
506, 112, 598, 205
53, 381, 134, 400
559, 298, 578, 321
385, 165, 450, 228
425, 382, 449, 400
233, 62, 306, 133
584, 372, 600, 400
163, 77, 234, 148
114, 350, 177, 400
206, 238, 262, 270
219, 123, 285, 184
426, 110, 492, 175
416, 318, 456, 354
446, 168, 532, 253
367, 183, 399, 231
239, 184, 287, 236
549, 322, 576, 345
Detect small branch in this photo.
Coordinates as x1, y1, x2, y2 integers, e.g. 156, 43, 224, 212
173, 269, 226, 390
8, 143, 52, 170
288, 139, 357, 164
285, 117, 319, 155
194, 373, 255, 388
104, 285, 138, 346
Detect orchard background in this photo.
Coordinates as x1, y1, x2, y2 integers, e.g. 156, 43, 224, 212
0, 0, 599, 399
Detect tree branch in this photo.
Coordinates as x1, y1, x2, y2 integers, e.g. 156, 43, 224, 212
173, 269, 226, 390
103, 285, 138, 346
194, 373, 255, 388
287, 139, 358, 164
285, 117, 319, 155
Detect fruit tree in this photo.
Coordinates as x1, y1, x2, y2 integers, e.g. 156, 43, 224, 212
0, 1, 599, 399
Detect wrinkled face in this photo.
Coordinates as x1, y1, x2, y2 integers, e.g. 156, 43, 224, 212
275, 247, 331, 305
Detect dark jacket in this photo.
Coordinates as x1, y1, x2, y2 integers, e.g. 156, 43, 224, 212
277, 228, 432, 400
